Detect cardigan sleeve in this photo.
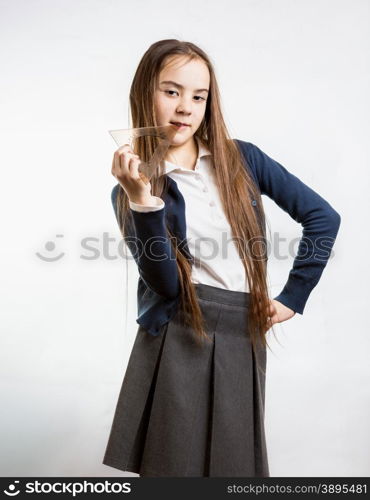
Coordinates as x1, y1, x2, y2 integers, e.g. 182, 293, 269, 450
111, 184, 180, 300
241, 141, 341, 314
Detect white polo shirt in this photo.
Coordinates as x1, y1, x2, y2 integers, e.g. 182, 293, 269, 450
129, 136, 250, 292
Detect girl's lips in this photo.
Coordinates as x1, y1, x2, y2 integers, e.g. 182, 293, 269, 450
170, 122, 190, 128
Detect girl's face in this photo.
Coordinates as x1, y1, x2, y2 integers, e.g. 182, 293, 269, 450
154, 56, 210, 146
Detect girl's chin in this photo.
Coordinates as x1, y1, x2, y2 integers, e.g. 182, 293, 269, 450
172, 132, 188, 139
169, 131, 192, 144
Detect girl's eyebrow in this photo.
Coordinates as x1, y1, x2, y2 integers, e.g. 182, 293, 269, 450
159, 80, 209, 93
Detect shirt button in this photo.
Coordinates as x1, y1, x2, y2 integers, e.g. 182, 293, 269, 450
203, 187, 208, 192
209, 200, 215, 207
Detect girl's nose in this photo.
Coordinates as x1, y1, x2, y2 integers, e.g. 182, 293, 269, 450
176, 97, 192, 114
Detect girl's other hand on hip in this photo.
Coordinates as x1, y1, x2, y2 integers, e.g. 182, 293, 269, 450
265, 299, 296, 332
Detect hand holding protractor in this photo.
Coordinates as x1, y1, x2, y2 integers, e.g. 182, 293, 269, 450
108, 124, 178, 185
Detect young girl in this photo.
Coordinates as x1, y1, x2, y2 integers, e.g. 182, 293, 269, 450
103, 39, 341, 477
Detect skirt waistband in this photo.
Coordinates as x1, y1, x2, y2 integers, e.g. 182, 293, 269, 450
194, 283, 251, 308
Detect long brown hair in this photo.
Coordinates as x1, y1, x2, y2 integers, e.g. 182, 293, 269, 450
115, 39, 276, 355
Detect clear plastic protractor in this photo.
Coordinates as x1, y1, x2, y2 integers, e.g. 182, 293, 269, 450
108, 125, 178, 183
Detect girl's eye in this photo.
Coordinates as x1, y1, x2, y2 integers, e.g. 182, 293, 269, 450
164, 90, 206, 102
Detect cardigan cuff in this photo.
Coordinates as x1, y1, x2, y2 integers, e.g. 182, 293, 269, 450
272, 275, 317, 315
129, 196, 165, 212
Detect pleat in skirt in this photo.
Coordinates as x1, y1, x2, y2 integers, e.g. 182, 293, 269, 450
102, 283, 269, 477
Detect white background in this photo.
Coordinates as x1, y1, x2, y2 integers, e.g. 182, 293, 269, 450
0, 0, 368, 477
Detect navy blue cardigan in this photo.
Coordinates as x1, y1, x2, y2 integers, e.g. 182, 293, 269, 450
111, 139, 341, 336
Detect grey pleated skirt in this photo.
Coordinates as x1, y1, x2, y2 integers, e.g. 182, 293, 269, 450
102, 283, 269, 477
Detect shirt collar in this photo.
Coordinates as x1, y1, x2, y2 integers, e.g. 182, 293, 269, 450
161, 135, 212, 175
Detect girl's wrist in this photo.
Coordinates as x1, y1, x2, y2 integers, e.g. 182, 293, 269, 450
129, 195, 158, 206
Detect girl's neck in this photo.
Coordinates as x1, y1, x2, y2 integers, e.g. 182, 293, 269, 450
165, 136, 199, 170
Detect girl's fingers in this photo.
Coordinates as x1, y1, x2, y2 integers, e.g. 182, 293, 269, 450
120, 151, 129, 171
129, 157, 143, 181
266, 301, 276, 317
113, 144, 130, 173
118, 144, 139, 159
117, 143, 134, 156
113, 151, 121, 174
265, 301, 279, 330
121, 151, 137, 171
112, 147, 139, 176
